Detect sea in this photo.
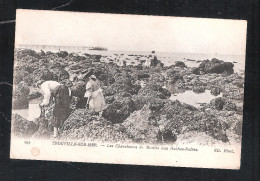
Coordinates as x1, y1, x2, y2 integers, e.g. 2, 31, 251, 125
23, 46, 245, 74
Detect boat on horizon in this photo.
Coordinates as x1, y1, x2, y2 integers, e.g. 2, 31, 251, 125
89, 47, 108, 51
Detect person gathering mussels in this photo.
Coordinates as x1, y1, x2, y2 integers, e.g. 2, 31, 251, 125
39, 80, 71, 138
39, 73, 106, 138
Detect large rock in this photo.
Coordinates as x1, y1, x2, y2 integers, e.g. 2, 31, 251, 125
71, 81, 86, 98
98, 73, 115, 86
132, 95, 166, 111
136, 71, 150, 80
102, 97, 136, 124
70, 81, 87, 109
195, 116, 229, 142
61, 109, 93, 131
210, 97, 225, 110
197, 58, 234, 74
210, 97, 237, 111
192, 86, 205, 94
29, 90, 43, 100
59, 109, 129, 142
149, 73, 166, 86
210, 86, 221, 96
122, 106, 160, 143
166, 69, 184, 84
138, 83, 171, 99
150, 100, 229, 142
222, 88, 244, 100
92, 55, 102, 62
175, 61, 186, 68
50, 67, 70, 81
132, 82, 171, 111
104, 74, 140, 96
12, 82, 30, 109
57, 51, 68, 58
32, 68, 58, 84
19, 49, 41, 59
13, 68, 33, 86
32, 117, 52, 139
12, 114, 39, 138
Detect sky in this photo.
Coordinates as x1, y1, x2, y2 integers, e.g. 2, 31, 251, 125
15, 9, 247, 55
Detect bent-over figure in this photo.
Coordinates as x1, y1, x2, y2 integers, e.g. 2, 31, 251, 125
40, 80, 71, 138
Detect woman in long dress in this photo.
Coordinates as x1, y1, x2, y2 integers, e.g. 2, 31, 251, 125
84, 75, 106, 116
40, 80, 71, 138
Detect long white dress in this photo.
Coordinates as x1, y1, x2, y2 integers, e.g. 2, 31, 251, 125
84, 80, 106, 112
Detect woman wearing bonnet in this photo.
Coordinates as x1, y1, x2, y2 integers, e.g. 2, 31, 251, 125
84, 75, 106, 116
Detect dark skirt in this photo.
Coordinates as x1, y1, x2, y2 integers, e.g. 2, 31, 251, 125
52, 85, 71, 128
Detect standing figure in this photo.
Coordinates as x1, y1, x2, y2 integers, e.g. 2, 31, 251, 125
84, 75, 106, 116
40, 80, 71, 138
144, 55, 152, 67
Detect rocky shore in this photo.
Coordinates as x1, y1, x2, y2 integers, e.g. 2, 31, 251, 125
12, 49, 244, 145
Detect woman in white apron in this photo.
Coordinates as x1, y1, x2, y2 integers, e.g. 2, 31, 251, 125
84, 75, 106, 116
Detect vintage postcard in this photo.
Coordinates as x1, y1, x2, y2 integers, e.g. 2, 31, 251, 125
10, 9, 247, 169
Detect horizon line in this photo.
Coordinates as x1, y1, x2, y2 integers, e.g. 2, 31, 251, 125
15, 44, 246, 56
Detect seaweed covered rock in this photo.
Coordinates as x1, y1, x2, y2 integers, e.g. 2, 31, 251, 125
97, 73, 115, 86
138, 83, 171, 99
29, 90, 43, 100
104, 74, 140, 96
166, 69, 184, 84
136, 71, 150, 80
132, 83, 170, 110
61, 109, 93, 131
223, 101, 237, 111
157, 129, 177, 143
210, 97, 225, 110
92, 55, 102, 62
210, 97, 237, 111
210, 86, 221, 96
195, 115, 229, 142
13, 68, 33, 86
12, 114, 39, 138
154, 101, 198, 132
175, 61, 186, 68
18, 49, 41, 59
70, 81, 87, 108
191, 67, 201, 75
32, 68, 58, 84
12, 82, 30, 109
71, 81, 86, 98
50, 67, 70, 81
102, 97, 136, 124
149, 73, 166, 86
122, 106, 160, 143
197, 58, 234, 75
160, 100, 229, 142
59, 109, 129, 142
57, 51, 68, 58
32, 117, 52, 139
132, 95, 166, 111
192, 86, 205, 94
222, 88, 244, 100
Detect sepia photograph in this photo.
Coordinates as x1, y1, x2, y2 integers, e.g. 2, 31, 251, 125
10, 9, 247, 169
